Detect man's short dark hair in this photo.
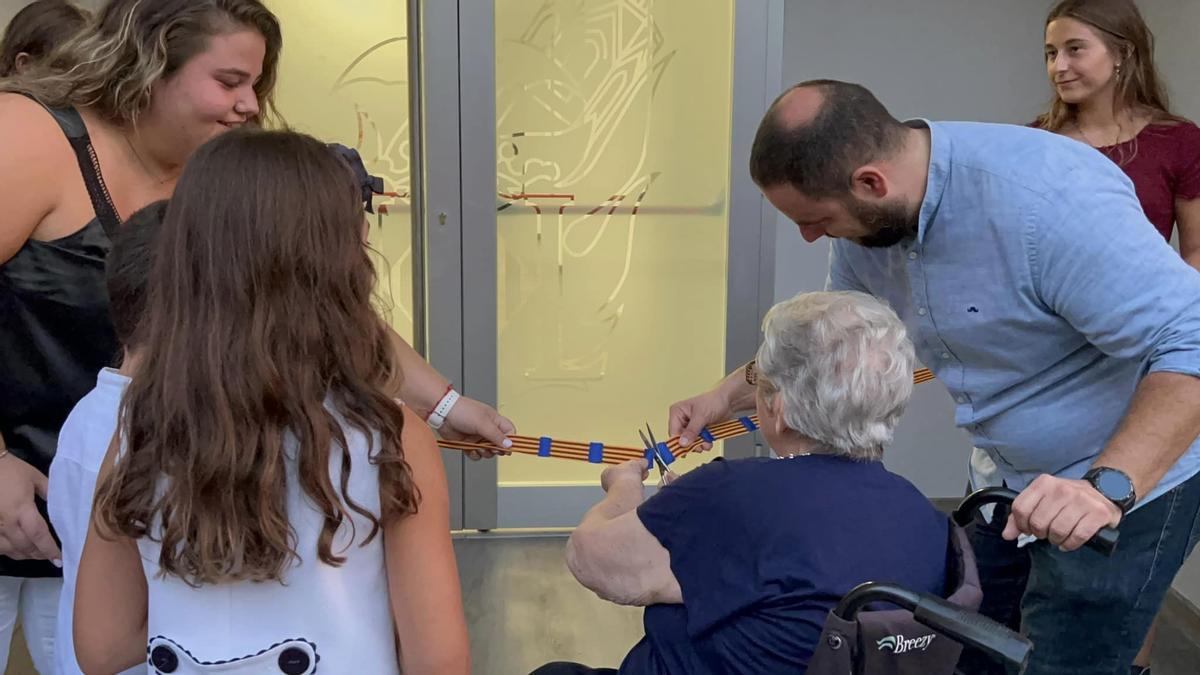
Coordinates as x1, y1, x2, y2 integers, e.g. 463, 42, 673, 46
749, 79, 908, 197
107, 200, 167, 348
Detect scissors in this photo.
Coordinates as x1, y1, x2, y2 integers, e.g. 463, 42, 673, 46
638, 423, 669, 478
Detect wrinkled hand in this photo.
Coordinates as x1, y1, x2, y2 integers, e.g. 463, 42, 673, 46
668, 389, 732, 452
657, 470, 679, 489
601, 459, 649, 492
1002, 474, 1122, 552
440, 396, 516, 460
0, 454, 61, 563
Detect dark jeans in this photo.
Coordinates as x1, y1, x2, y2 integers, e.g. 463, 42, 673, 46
958, 471, 1200, 675
530, 663, 618, 675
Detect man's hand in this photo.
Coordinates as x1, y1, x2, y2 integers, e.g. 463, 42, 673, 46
440, 396, 516, 460
657, 470, 679, 489
668, 389, 733, 451
1002, 474, 1122, 552
601, 459, 649, 493
0, 454, 61, 563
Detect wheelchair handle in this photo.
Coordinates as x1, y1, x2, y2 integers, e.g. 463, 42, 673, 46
835, 582, 1033, 673
952, 486, 1119, 556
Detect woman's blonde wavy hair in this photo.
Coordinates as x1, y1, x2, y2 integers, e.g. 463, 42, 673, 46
2, 0, 281, 127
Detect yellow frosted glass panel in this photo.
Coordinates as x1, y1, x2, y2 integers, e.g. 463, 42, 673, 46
268, 1, 414, 343
496, 0, 734, 485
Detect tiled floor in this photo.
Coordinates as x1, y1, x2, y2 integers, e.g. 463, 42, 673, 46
6, 535, 1200, 674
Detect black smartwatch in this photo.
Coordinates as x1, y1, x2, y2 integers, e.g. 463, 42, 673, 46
1082, 466, 1136, 514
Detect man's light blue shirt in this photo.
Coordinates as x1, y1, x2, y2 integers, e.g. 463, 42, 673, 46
827, 120, 1200, 508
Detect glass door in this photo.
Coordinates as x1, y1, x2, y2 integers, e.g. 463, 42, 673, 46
269, 1, 416, 345
459, 0, 783, 529
269, 2, 471, 528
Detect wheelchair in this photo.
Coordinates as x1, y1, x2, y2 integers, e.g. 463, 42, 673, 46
805, 487, 1119, 675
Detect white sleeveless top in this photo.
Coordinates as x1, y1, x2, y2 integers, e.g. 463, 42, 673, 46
136, 411, 399, 674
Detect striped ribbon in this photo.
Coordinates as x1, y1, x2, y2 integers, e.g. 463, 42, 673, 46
439, 368, 934, 464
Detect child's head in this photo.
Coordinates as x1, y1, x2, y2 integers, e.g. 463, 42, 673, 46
95, 128, 417, 585
106, 200, 167, 352
0, 0, 90, 78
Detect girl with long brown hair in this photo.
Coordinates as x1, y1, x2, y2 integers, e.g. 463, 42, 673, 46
0, 0, 507, 667
73, 128, 470, 674
1037, 0, 1200, 266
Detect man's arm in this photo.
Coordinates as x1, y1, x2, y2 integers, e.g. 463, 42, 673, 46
668, 242, 869, 448
1007, 169, 1200, 550
1006, 375, 1200, 551
1094, 372, 1200, 500
667, 364, 757, 450
565, 460, 682, 606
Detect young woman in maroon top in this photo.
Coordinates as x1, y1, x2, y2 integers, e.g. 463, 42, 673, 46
1039, 0, 1200, 272
1039, 2, 1200, 673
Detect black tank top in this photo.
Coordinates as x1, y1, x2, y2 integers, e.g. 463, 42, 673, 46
0, 102, 122, 578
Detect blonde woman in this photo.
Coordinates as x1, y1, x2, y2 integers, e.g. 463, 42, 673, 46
0, 0, 507, 670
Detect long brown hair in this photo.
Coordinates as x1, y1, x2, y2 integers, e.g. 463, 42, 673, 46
1036, 0, 1187, 133
2, 0, 281, 126
93, 129, 417, 585
0, 0, 90, 78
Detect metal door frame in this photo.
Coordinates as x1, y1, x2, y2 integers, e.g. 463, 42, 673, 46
419, 0, 785, 530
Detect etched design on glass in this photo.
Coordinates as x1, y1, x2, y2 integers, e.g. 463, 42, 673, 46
497, 0, 684, 381
330, 37, 414, 332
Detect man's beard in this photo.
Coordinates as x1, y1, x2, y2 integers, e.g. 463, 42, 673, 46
847, 198, 918, 248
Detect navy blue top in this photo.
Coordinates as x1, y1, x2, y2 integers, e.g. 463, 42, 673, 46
619, 455, 949, 674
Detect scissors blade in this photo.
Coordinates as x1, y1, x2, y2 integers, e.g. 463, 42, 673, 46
645, 423, 668, 476
641, 424, 667, 476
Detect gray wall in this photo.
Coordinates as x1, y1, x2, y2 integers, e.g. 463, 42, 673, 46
774, 0, 1200, 606
774, 0, 1052, 498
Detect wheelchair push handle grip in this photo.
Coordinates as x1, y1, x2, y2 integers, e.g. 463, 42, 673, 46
834, 582, 1032, 672
914, 592, 1033, 672
952, 487, 1119, 556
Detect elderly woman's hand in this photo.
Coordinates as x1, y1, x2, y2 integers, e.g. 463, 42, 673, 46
601, 459, 649, 492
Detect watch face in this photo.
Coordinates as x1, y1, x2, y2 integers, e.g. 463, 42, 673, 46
1094, 469, 1133, 500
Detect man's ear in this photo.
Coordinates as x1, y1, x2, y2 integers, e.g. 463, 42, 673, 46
13, 52, 33, 74
850, 165, 891, 200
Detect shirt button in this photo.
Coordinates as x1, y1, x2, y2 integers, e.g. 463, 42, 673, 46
908, 251, 918, 260
956, 396, 967, 404
917, 307, 928, 316
941, 352, 950, 359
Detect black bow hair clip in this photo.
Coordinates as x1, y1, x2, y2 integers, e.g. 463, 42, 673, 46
328, 143, 385, 214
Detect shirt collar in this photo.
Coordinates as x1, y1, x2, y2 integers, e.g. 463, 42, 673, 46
97, 367, 132, 391
905, 119, 951, 245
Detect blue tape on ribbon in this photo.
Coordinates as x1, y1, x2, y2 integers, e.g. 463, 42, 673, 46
738, 416, 759, 432
644, 447, 655, 470
657, 442, 676, 465
538, 437, 552, 457
589, 442, 604, 463
699, 428, 716, 444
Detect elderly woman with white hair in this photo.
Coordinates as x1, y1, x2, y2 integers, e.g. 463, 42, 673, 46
537, 291, 950, 675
